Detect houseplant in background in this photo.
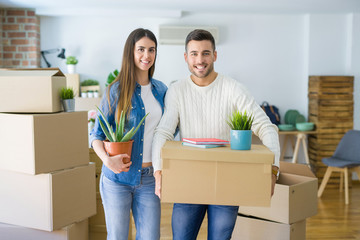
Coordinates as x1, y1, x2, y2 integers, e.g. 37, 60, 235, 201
106, 69, 119, 87
80, 79, 100, 97
227, 110, 254, 150
66, 56, 78, 74
96, 106, 148, 163
60, 87, 75, 112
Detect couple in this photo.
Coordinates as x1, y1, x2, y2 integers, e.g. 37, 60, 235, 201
90, 28, 280, 240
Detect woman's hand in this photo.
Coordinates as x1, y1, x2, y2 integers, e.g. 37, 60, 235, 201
103, 154, 132, 174
154, 170, 162, 199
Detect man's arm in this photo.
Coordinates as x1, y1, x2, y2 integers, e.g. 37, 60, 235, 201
152, 85, 180, 198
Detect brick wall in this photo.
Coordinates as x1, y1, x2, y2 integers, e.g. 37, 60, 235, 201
1, 8, 40, 68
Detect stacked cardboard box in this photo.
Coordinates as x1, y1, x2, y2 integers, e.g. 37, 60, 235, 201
0, 68, 96, 239
308, 76, 354, 187
235, 162, 318, 240
65, 73, 80, 97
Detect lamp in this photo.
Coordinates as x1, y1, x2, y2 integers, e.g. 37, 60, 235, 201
40, 48, 66, 68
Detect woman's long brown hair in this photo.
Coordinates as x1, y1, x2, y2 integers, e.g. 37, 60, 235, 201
107, 28, 157, 122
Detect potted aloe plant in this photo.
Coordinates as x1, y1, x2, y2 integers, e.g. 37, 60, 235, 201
60, 87, 75, 112
227, 110, 254, 150
96, 106, 148, 163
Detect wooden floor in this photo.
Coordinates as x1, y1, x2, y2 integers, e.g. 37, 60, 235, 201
307, 181, 360, 240
130, 182, 360, 239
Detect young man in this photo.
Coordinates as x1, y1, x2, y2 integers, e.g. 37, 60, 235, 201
152, 29, 280, 240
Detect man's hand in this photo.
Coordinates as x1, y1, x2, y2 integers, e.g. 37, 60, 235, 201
154, 170, 162, 199
271, 166, 279, 196
103, 154, 132, 174
271, 173, 276, 196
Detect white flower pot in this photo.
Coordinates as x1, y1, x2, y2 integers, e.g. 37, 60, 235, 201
81, 92, 87, 98
87, 92, 94, 98
94, 92, 99, 98
67, 64, 76, 74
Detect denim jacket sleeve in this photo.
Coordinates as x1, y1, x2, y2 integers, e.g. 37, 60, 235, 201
89, 83, 119, 147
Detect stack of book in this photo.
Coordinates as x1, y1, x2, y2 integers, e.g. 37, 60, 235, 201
182, 138, 229, 148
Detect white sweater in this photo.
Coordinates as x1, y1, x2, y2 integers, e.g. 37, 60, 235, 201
152, 74, 280, 172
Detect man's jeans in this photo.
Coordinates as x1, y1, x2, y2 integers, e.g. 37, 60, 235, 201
100, 166, 161, 240
172, 203, 238, 240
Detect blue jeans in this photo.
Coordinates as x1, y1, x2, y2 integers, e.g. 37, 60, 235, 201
100, 166, 161, 240
172, 203, 239, 240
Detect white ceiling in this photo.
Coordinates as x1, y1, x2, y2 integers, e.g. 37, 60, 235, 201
1, 0, 360, 17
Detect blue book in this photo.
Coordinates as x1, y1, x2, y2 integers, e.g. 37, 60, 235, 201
182, 142, 226, 148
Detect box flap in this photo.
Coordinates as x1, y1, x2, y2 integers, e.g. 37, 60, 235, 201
0, 68, 65, 77
280, 161, 315, 178
161, 141, 274, 164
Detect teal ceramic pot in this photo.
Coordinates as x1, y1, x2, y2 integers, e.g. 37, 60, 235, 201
230, 130, 252, 150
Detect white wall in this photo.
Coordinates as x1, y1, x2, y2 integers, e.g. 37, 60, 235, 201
40, 12, 359, 131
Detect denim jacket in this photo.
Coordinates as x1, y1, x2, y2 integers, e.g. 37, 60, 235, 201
90, 78, 167, 186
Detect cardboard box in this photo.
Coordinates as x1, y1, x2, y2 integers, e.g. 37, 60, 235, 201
238, 162, 318, 224
0, 68, 66, 113
0, 112, 89, 175
89, 192, 105, 226
89, 225, 107, 240
65, 73, 80, 97
0, 219, 89, 240
89, 224, 132, 240
161, 141, 274, 206
232, 214, 306, 240
75, 97, 101, 111
0, 164, 96, 231
90, 148, 103, 174
89, 148, 103, 193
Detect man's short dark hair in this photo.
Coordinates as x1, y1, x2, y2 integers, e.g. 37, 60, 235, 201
185, 29, 216, 52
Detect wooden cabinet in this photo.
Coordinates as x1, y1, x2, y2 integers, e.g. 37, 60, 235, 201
65, 73, 80, 97
308, 76, 354, 187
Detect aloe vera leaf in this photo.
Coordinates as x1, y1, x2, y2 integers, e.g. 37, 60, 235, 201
96, 106, 115, 141
97, 116, 115, 142
116, 111, 125, 142
121, 127, 135, 142
121, 113, 149, 142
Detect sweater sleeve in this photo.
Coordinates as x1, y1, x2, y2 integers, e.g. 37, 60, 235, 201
233, 82, 280, 167
152, 84, 180, 172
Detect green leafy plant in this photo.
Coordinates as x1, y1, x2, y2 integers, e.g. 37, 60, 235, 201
96, 106, 148, 142
66, 56, 78, 65
81, 79, 99, 86
227, 110, 254, 130
60, 87, 74, 100
106, 69, 119, 87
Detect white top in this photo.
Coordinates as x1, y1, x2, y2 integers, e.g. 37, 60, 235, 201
141, 83, 162, 163
152, 73, 280, 172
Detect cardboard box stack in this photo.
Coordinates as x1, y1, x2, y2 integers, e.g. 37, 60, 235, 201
0, 68, 96, 239
234, 162, 318, 240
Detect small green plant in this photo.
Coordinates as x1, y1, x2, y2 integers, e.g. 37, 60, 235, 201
66, 56, 78, 65
96, 106, 148, 142
81, 79, 99, 86
106, 69, 119, 87
60, 87, 74, 100
227, 110, 254, 130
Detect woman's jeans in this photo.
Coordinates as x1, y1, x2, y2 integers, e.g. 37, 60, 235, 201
100, 166, 161, 240
172, 203, 239, 240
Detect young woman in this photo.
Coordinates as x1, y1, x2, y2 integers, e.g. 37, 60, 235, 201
90, 28, 167, 240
